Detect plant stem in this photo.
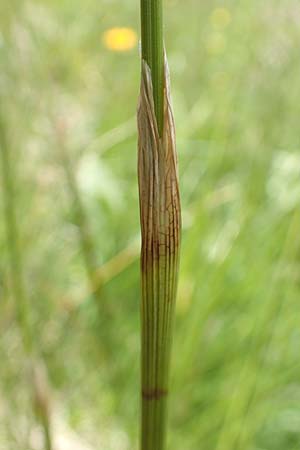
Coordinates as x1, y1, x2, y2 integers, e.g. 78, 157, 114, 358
0, 109, 32, 354
140, 0, 164, 135
1, 108, 53, 450
54, 120, 102, 302
138, 8, 181, 446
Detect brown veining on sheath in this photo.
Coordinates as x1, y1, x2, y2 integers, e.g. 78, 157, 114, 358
137, 55, 181, 448
142, 388, 168, 400
137, 57, 181, 272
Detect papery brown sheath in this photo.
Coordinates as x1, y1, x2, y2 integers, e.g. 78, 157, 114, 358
137, 56, 181, 450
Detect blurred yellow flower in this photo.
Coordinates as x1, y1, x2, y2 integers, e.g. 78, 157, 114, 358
103, 27, 137, 52
211, 7, 232, 29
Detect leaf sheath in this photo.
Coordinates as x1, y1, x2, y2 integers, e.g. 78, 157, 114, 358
138, 56, 181, 450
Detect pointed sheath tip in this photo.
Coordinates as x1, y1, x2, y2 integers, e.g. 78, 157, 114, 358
137, 55, 181, 273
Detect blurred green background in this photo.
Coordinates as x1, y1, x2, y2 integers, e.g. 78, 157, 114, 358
1, 0, 300, 449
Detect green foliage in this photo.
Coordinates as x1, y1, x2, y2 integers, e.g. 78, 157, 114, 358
1, 1, 300, 449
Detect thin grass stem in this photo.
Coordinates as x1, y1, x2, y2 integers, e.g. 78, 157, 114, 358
54, 119, 102, 303
0, 108, 53, 450
138, 8, 181, 447
140, 0, 164, 135
0, 109, 32, 354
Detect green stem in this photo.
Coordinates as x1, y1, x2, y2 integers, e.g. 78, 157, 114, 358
0, 109, 32, 355
140, 0, 164, 135
138, 17, 181, 447
1, 108, 52, 450
55, 123, 102, 302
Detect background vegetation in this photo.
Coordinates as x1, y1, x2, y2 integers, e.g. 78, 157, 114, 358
1, 0, 300, 449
